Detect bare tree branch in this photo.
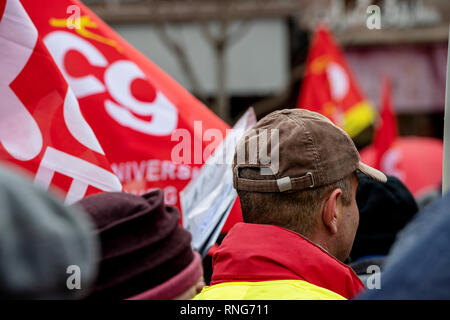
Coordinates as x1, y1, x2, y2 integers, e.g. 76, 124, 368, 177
225, 21, 252, 45
198, 21, 231, 122
154, 23, 208, 103
198, 23, 213, 42
156, 18, 253, 124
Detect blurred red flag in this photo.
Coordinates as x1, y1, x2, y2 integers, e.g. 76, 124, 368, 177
0, 0, 121, 204
360, 137, 443, 197
373, 76, 398, 169
0, 1, 5, 22
361, 77, 442, 197
18, 0, 242, 231
297, 24, 374, 138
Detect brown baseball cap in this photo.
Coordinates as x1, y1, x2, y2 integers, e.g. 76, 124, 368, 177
232, 109, 386, 192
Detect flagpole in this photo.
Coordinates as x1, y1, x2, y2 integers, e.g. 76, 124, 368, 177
442, 24, 450, 195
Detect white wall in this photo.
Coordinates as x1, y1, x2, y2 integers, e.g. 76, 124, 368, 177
112, 19, 289, 96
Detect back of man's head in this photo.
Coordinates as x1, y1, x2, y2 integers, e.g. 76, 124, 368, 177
237, 167, 354, 238
232, 109, 386, 261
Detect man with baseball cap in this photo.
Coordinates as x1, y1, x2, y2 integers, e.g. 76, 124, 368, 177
194, 109, 386, 300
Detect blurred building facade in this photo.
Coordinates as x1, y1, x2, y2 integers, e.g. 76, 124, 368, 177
84, 0, 449, 146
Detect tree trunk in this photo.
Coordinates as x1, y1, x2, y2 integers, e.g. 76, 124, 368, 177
214, 35, 231, 124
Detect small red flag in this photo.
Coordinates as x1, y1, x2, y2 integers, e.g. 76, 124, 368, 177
297, 24, 374, 138
373, 76, 398, 170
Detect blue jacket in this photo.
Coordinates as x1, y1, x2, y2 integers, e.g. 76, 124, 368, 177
357, 191, 450, 299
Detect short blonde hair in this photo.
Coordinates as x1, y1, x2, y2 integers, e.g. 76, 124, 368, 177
237, 168, 354, 237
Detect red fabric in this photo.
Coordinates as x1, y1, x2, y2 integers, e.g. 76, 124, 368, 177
211, 222, 364, 299
0, 0, 121, 202
297, 24, 370, 136
0, 0, 6, 23
13, 0, 243, 230
360, 137, 442, 197
373, 76, 398, 169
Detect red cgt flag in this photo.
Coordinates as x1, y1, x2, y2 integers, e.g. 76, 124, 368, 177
18, 0, 242, 231
0, 0, 121, 204
373, 75, 398, 170
297, 24, 374, 138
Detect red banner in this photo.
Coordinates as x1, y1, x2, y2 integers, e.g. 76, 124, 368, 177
0, 0, 121, 204
373, 76, 398, 169
297, 24, 374, 138
14, 0, 242, 230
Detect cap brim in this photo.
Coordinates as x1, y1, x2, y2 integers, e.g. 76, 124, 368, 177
358, 162, 387, 183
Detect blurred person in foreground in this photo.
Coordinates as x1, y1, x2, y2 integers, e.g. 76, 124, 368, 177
0, 165, 98, 299
73, 189, 204, 300
194, 109, 387, 300
357, 190, 450, 299
349, 173, 418, 285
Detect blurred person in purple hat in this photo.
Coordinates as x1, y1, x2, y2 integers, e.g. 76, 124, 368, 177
73, 189, 204, 300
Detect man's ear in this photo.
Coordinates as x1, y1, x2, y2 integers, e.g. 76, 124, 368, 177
321, 188, 342, 235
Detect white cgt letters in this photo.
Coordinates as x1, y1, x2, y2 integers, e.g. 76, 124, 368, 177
44, 31, 178, 136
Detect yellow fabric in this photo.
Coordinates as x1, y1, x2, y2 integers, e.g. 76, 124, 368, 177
343, 100, 375, 138
193, 280, 346, 300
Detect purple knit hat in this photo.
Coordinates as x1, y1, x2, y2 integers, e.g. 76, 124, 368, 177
73, 189, 202, 300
